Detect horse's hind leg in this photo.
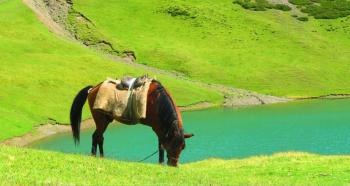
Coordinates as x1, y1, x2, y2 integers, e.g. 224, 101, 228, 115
87, 84, 112, 157
98, 134, 105, 157
158, 138, 165, 164
90, 110, 112, 157
91, 130, 98, 156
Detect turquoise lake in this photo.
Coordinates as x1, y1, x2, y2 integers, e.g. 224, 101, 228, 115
31, 99, 350, 163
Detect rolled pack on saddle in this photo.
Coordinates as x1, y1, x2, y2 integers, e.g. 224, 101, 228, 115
93, 75, 152, 124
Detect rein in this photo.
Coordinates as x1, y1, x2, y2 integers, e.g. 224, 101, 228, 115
138, 150, 158, 162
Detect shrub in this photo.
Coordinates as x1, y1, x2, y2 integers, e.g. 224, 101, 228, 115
233, 0, 292, 12
274, 4, 292, 11
297, 16, 309, 21
233, 0, 267, 11
290, 0, 350, 19
289, 0, 313, 6
163, 5, 197, 18
235, 0, 350, 19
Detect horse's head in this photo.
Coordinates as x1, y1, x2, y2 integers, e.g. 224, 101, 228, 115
151, 80, 194, 166
162, 127, 194, 167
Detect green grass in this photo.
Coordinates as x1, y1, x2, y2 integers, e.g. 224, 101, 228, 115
0, 0, 222, 141
1, 145, 350, 185
66, 8, 126, 56
1, 1, 350, 184
73, 0, 350, 97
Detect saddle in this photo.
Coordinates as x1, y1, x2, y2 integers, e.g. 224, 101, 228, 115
94, 75, 152, 124
116, 75, 149, 90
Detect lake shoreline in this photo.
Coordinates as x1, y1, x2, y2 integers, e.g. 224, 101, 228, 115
0, 102, 215, 147
2, 94, 349, 147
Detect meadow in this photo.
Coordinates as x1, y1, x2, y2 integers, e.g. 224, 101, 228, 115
1, 145, 350, 185
0, 0, 222, 140
1, 0, 350, 185
74, 0, 350, 97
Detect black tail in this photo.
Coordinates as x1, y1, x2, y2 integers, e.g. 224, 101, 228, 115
70, 85, 93, 145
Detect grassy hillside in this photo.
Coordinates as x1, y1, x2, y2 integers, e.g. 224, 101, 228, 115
0, 0, 222, 140
1, 145, 350, 185
74, 0, 350, 97
2, 1, 350, 185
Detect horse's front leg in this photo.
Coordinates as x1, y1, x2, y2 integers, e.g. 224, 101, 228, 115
158, 139, 165, 164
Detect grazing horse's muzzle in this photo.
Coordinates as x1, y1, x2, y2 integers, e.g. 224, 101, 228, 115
167, 156, 179, 167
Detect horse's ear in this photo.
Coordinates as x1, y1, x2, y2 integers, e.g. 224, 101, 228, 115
184, 133, 194, 139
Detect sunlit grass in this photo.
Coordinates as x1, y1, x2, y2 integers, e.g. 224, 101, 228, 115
1, 146, 350, 185
74, 0, 350, 97
0, 0, 222, 140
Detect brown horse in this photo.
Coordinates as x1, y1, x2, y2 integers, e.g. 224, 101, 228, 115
70, 79, 193, 166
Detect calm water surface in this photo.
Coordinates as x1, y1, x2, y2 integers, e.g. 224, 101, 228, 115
31, 99, 350, 163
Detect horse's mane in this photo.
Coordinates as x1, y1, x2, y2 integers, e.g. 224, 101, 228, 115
152, 80, 184, 142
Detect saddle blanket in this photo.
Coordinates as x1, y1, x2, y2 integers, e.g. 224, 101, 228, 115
93, 77, 152, 124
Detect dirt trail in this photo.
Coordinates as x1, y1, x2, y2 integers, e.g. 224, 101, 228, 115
23, 0, 71, 39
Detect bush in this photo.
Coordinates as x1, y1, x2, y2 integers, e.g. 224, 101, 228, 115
274, 4, 292, 11
289, 0, 313, 6
297, 16, 309, 21
234, 0, 350, 19
233, 0, 292, 12
164, 5, 197, 18
233, 0, 267, 11
290, 0, 350, 19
